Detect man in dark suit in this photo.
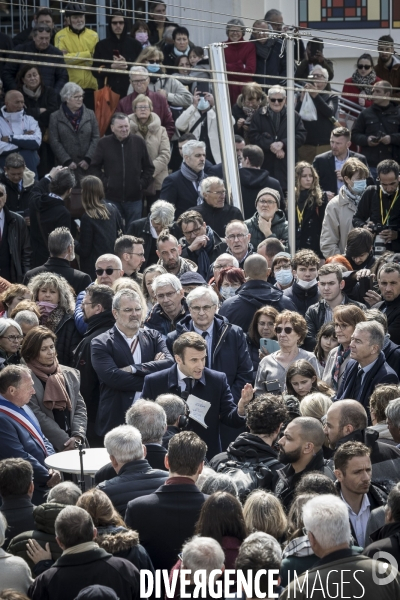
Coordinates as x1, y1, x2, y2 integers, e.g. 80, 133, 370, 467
23, 227, 91, 294
125, 431, 208, 571
91, 289, 174, 437
313, 127, 369, 199
0, 458, 35, 547
336, 322, 399, 419
141, 332, 253, 458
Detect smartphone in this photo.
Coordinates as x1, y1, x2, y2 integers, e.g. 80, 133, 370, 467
113, 49, 120, 58
260, 338, 280, 354
196, 80, 210, 95
358, 275, 373, 298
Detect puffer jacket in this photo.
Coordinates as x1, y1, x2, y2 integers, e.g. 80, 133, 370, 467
128, 112, 170, 191
245, 210, 288, 251
54, 26, 99, 90
146, 75, 193, 108
283, 281, 319, 317
96, 525, 154, 573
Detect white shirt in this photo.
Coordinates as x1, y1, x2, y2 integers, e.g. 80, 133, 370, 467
116, 325, 142, 402
341, 491, 370, 547
193, 322, 214, 368
150, 220, 158, 239
177, 366, 193, 392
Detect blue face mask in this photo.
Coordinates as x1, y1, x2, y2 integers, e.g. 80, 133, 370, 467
352, 179, 367, 195
198, 98, 210, 111
147, 64, 160, 73
275, 269, 293, 286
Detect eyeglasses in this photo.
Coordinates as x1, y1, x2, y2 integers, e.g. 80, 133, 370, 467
208, 190, 226, 196
1, 335, 23, 342
156, 291, 178, 300
115, 308, 142, 314
226, 233, 247, 241
130, 78, 149, 85
269, 98, 284, 103
275, 326, 293, 334
183, 225, 203, 237
258, 199, 277, 206
190, 305, 215, 313
95, 268, 120, 276
135, 105, 150, 110
72, 95, 84, 99
126, 252, 145, 257
334, 322, 349, 331
357, 64, 372, 70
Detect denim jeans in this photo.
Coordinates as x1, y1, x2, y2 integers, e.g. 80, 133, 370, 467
113, 201, 143, 230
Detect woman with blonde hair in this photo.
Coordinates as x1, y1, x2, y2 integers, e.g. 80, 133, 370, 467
141, 264, 167, 311
75, 176, 123, 280
294, 161, 327, 257
300, 392, 333, 422
0, 284, 32, 318
243, 490, 287, 544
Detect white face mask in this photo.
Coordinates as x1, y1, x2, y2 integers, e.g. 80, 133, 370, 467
220, 285, 239, 299
296, 278, 318, 289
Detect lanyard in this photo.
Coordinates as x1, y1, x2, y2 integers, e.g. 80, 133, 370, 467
380, 188, 399, 226
296, 203, 307, 227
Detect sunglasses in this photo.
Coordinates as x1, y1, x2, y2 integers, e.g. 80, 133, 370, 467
147, 59, 162, 64
95, 268, 119, 276
357, 64, 372, 70
275, 326, 293, 334
270, 98, 284, 103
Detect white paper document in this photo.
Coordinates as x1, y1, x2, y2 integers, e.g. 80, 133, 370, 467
186, 394, 211, 429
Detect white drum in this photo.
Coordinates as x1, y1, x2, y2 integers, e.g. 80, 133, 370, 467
45, 448, 110, 475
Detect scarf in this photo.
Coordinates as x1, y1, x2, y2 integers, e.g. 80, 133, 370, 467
42, 306, 65, 332
195, 225, 215, 279
332, 345, 351, 390
37, 301, 58, 325
23, 84, 42, 99
341, 184, 361, 207
137, 113, 153, 138
180, 162, 205, 205
62, 103, 83, 132
254, 37, 275, 61
27, 358, 72, 412
267, 105, 286, 133
173, 46, 190, 57
0, 397, 48, 455
63, 542, 99, 556
351, 68, 377, 96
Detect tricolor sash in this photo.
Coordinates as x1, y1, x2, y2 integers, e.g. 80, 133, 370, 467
0, 401, 48, 456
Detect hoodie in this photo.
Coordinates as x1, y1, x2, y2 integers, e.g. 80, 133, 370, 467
239, 167, 284, 219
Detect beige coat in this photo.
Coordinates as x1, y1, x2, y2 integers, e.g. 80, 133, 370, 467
28, 366, 87, 452
128, 112, 170, 191
320, 186, 357, 258
0, 548, 33, 593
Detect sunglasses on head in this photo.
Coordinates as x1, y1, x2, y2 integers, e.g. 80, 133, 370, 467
270, 98, 284, 103
275, 326, 293, 334
95, 268, 119, 276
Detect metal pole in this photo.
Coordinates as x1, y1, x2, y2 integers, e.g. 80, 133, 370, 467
286, 31, 296, 255
208, 44, 243, 214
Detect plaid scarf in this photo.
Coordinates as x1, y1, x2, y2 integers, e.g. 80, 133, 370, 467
62, 103, 83, 132
332, 345, 351, 390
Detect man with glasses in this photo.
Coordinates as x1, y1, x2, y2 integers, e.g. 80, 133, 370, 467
145, 273, 190, 337
224, 220, 254, 269
114, 235, 145, 284
352, 82, 400, 180
353, 159, 400, 253
177, 211, 227, 279
192, 176, 243, 238
92, 289, 173, 435
93, 11, 142, 99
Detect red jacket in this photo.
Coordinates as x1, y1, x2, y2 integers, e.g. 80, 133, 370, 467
224, 38, 256, 105
116, 89, 175, 139
342, 76, 382, 109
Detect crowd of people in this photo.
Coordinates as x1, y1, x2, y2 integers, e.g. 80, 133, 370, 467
0, 2, 400, 599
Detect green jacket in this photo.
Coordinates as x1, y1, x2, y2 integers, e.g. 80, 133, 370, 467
244, 210, 288, 251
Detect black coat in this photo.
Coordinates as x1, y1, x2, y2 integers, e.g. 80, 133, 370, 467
125, 482, 208, 571
312, 150, 369, 196
383, 338, 400, 376
239, 167, 284, 219
93, 18, 142, 98
192, 201, 244, 238
352, 102, 400, 167
295, 92, 339, 147
97, 458, 168, 516
295, 191, 327, 257
353, 186, 400, 254
180, 230, 227, 277
0, 32, 13, 77
75, 203, 123, 280
91, 326, 174, 436
253, 38, 286, 88
375, 299, 400, 346
364, 522, 400, 565
0, 494, 35, 548
22, 86, 60, 133
284, 281, 320, 317
148, 18, 178, 46
3, 41, 68, 94
54, 312, 82, 368
0, 171, 34, 215
23, 257, 91, 295
29, 177, 72, 268
128, 215, 156, 269
28, 548, 140, 600
142, 365, 247, 459
144, 300, 190, 338
219, 280, 296, 334
94, 442, 168, 486
248, 106, 307, 191
160, 169, 213, 218
166, 313, 253, 402
1, 206, 31, 283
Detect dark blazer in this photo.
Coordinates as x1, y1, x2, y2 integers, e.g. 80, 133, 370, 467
336, 352, 399, 419
142, 365, 245, 459
159, 170, 203, 218
125, 483, 208, 571
192, 201, 244, 238
312, 150, 369, 195
0, 495, 35, 547
23, 257, 91, 295
2, 206, 31, 283
91, 326, 174, 436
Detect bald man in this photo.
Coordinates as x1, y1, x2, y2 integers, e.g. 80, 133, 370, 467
0, 91, 41, 175
219, 253, 296, 332
325, 399, 400, 484
273, 416, 335, 509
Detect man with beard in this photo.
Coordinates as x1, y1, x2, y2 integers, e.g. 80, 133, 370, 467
364, 263, 400, 345
156, 232, 197, 277
273, 416, 335, 510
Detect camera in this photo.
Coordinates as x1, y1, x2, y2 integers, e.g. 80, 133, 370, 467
368, 223, 385, 234
264, 379, 282, 394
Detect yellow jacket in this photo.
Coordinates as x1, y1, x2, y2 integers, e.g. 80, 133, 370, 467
55, 26, 99, 90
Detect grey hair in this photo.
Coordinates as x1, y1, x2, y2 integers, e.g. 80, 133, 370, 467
152, 273, 182, 294
13, 310, 39, 327
200, 176, 224, 196
156, 393, 186, 425
364, 308, 388, 334
95, 254, 123, 270
182, 140, 206, 158
60, 82, 84, 103
385, 398, 400, 428
186, 286, 219, 308
0, 318, 22, 337
198, 473, 238, 497
112, 289, 143, 313
104, 424, 144, 463
226, 17, 245, 36
214, 253, 239, 268
126, 399, 167, 444
354, 321, 385, 351
182, 536, 225, 578
0, 512, 7, 547
300, 393, 333, 422
129, 65, 149, 76
47, 481, 82, 505
311, 65, 329, 80
28, 273, 75, 314
150, 200, 175, 228
303, 494, 351, 548
268, 85, 286, 98
236, 531, 282, 571
48, 227, 73, 257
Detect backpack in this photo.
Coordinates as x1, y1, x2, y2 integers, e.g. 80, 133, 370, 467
215, 454, 280, 502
